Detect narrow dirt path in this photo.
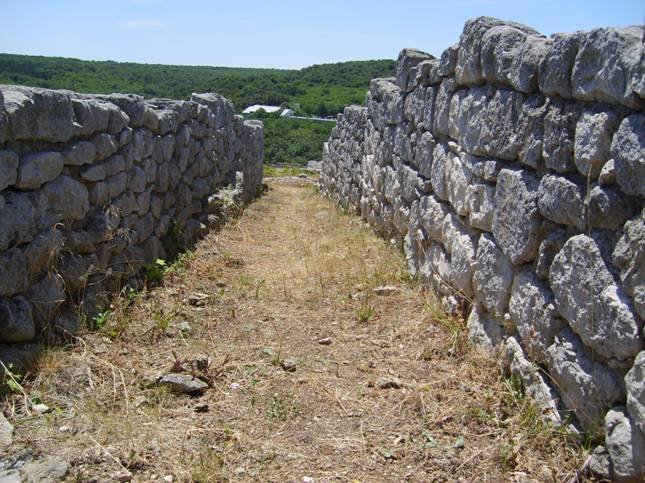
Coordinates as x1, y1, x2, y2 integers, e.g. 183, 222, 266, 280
10, 179, 584, 481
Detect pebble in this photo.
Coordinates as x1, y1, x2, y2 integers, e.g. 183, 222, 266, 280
32, 403, 51, 414
317, 337, 333, 345
372, 285, 399, 296
376, 377, 403, 389
115, 470, 132, 481
194, 403, 209, 413
281, 359, 297, 372
157, 373, 209, 395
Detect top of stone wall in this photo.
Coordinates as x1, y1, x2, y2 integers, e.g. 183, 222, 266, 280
397, 16, 644, 111
0, 85, 238, 145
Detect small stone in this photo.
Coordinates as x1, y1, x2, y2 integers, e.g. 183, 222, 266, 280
234, 467, 246, 476
281, 359, 297, 372
177, 321, 191, 333
377, 377, 403, 389
229, 382, 241, 390
317, 337, 333, 345
372, 285, 400, 296
163, 476, 173, 483
32, 403, 51, 414
20, 455, 69, 482
194, 403, 209, 413
187, 292, 209, 306
115, 471, 132, 482
157, 373, 209, 395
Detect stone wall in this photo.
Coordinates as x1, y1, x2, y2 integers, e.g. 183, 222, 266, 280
320, 17, 644, 480
0, 85, 263, 371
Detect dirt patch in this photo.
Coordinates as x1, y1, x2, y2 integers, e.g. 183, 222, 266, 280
3, 181, 588, 481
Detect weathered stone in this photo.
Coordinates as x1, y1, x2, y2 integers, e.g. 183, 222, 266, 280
536, 229, 568, 280
546, 328, 626, 430
417, 195, 448, 242
80, 163, 106, 182
432, 78, 457, 137
128, 166, 147, 193
543, 101, 581, 173
59, 254, 93, 293
517, 94, 548, 168
605, 408, 645, 481
611, 115, 645, 198
62, 140, 97, 166
0, 296, 34, 343
467, 303, 503, 351
537, 174, 586, 230
396, 48, 434, 91
625, 351, 645, 435
574, 110, 619, 179
587, 184, 635, 230
0, 150, 18, 191
430, 142, 449, 200
492, 169, 542, 264
504, 337, 562, 425
613, 209, 645, 320
92, 132, 118, 161
0, 191, 47, 251
191, 92, 235, 130
509, 271, 565, 363
20, 455, 70, 483
157, 373, 209, 394
473, 233, 514, 316
599, 159, 617, 186
465, 180, 495, 231
104, 154, 126, 176
439, 43, 459, 77
0, 412, 12, 450
445, 152, 473, 216
442, 213, 477, 297
538, 32, 579, 98
15, 151, 64, 190
25, 273, 65, 325
572, 26, 644, 109
108, 172, 128, 198
23, 227, 63, 282
550, 234, 643, 365
42, 175, 89, 221
0, 248, 28, 297
2, 85, 74, 142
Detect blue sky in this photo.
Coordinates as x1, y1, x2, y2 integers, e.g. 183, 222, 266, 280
1, 0, 643, 69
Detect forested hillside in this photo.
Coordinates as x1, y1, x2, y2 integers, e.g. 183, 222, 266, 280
0, 53, 395, 116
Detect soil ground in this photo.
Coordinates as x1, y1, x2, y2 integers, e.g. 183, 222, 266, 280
4, 178, 588, 482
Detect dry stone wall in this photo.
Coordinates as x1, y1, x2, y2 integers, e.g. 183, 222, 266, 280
320, 17, 644, 480
0, 85, 263, 371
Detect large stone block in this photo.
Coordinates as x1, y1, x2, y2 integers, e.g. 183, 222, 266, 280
611, 114, 645, 198
625, 352, 645, 435
465, 180, 495, 232
492, 169, 542, 264
473, 233, 514, 316
550, 234, 643, 366
62, 140, 96, 166
0, 150, 18, 191
574, 110, 619, 179
543, 101, 581, 173
0, 249, 28, 297
442, 213, 477, 297
1, 86, 74, 142
605, 408, 645, 481
0, 296, 34, 343
572, 26, 644, 109
546, 328, 625, 431
467, 303, 504, 351
396, 48, 434, 92
613, 208, 645, 320
509, 271, 565, 363
43, 176, 89, 222
538, 32, 579, 98
15, 151, 64, 190
537, 174, 586, 230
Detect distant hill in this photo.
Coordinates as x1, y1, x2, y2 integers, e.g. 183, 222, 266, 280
0, 53, 395, 116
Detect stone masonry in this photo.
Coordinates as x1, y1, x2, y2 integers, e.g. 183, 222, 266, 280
321, 17, 644, 481
0, 86, 263, 372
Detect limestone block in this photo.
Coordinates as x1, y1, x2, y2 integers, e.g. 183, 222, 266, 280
543, 101, 581, 173
0, 296, 34, 343
611, 114, 645, 198
537, 174, 586, 230
467, 303, 504, 351
58, 253, 93, 293
136, 189, 151, 216
625, 352, 645, 434
430, 143, 449, 200
574, 110, 619, 179
509, 271, 565, 364
599, 159, 617, 186
535, 228, 568, 280
445, 152, 473, 216
605, 408, 645, 481
504, 337, 562, 425
107, 172, 128, 198
117, 127, 133, 147
15, 151, 64, 190
473, 233, 514, 316
432, 78, 457, 137
572, 26, 644, 109
492, 169, 542, 264
438, 43, 458, 77
191, 93, 235, 130
0, 249, 28, 305
42, 176, 89, 222
92, 93, 145, 127
2, 85, 74, 142
396, 48, 434, 91
546, 328, 625, 430
538, 32, 579, 98
92, 133, 118, 161
587, 184, 635, 230
465, 180, 495, 232
613, 208, 645, 320
80, 164, 106, 182
26, 273, 65, 324
128, 166, 147, 193
417, 195, 448, 242
550, 234, 643, 365
517, 94, 548, 168
23, 228, 62, 282
442, 213, 478, 297
0, 150, 18, 191
0, 191, 46, 251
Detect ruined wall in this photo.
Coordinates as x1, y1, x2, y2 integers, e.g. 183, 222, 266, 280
0, 86, 263, 369
320, 17, 644, 480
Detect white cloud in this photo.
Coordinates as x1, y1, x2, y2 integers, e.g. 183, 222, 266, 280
117, 19, 170, 30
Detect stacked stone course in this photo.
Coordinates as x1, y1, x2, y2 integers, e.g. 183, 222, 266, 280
321, 17, 644, 479
0, 85, 263, 371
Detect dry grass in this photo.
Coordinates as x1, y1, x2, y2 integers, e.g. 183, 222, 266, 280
3, 180, 589, 482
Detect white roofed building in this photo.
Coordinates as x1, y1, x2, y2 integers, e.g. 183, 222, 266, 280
242, 105, 294, 117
